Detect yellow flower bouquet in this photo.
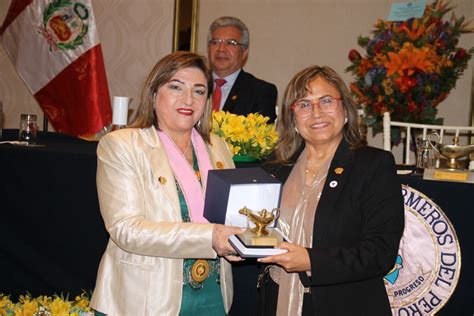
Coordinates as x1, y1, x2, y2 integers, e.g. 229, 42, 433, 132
0, 292, 93, 316
212, 111, 278, 161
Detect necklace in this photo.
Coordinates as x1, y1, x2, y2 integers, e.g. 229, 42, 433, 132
305, 159, 330, 179
181, 142, 192, 156
307, 160, 327, 166
179, 142, 193, 166
301, 168, 328, 200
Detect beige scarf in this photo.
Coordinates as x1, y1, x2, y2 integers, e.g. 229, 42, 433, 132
270, 147, 332, 316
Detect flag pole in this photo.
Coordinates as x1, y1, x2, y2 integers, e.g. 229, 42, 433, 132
43, 114, 48, 132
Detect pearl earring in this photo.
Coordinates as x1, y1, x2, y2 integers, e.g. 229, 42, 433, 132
295, 126, 299, 134
344, 117, 348, 124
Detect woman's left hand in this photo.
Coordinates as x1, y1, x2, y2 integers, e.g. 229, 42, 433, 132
257, 242, 311, 273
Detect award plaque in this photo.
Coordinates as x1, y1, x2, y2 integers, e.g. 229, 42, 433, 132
203, 168, 286, 257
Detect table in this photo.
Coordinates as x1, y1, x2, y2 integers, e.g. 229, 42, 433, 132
0, 129, 108, 299
0, 131, 472, 314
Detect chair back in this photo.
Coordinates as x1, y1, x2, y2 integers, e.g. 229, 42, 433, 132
382, 112, 474, 165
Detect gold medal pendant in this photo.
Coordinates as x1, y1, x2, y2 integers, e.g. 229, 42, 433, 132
191, 259, 210, 283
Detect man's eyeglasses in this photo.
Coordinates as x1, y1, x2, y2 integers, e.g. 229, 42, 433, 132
291, 96, 342, 117
208, 38, 243, 47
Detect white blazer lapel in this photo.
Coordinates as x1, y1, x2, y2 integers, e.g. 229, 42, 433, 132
142, 127, 181, 218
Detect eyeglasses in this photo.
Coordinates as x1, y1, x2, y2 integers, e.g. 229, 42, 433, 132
208, 38, 243, 47
291, 96, 342, 117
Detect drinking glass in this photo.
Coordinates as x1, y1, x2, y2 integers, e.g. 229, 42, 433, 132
416, 139, 435, 172
18, 114, 38, 144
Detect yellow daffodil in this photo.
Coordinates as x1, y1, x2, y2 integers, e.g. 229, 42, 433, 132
49, 297, 72, 315
0, 293, 92, 316
211, 111, 278, 160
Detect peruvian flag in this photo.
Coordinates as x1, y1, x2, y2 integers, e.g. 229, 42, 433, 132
0, 0, 112, 137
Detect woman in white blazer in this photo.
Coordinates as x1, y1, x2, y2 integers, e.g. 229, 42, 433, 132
90, 52, 244, 315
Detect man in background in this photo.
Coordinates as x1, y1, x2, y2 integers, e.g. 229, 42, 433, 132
207, 16, 277, 122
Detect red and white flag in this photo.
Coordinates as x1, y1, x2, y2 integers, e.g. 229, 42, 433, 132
0, 0, 112, 137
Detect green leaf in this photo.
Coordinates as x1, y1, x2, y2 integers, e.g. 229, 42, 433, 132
357, 36, 370, 47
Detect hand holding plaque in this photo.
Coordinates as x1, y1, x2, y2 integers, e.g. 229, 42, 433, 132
237, 206, 284, 247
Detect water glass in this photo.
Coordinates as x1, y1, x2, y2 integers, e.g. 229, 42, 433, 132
416, 139, 435, 171
18, 114, 38, 144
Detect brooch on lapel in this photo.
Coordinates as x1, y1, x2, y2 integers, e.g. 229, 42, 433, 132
216, 161, 225, 169
158, 176, 167, 185
334, 167, 344, 175
231, 95, 238, 101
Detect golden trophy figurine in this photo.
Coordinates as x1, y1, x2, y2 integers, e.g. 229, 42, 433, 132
436, 136, 474, 170
237, 206, 283, 246
422, 133, 474, 183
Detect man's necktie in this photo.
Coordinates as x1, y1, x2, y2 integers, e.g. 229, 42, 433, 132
212, 79, 227, 112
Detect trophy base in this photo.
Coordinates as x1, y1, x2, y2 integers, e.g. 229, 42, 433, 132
423, 168, 474, 183
238, 228, 284, 247
229, 234, 287, 258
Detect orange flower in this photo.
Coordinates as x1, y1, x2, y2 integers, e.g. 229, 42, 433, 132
374, 53, 388, 65
385, 45, 434, 76
400, 19, 426, 41
356, 59, 373, 76
384, 52, 406, 76
350, 83, 364, 98
404, 48, 433, 75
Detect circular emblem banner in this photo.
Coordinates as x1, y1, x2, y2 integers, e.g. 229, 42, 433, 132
385, 185, 461, 315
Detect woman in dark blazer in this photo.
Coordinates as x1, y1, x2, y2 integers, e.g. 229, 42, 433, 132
258, 65, 405, 315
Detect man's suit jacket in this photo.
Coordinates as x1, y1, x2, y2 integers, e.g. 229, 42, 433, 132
226, 68, 277, 315
263, 139, 405, 316
222, 70, 278, 122
90, 127, 235, 316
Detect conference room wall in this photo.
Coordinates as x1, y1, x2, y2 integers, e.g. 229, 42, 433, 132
197, 0, 474, 160
0, 0, 174, 131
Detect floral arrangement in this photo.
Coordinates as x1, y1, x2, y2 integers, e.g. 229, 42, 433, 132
346, 0, 473, 142
212, 111, 278, 161
0, 292, 93, 316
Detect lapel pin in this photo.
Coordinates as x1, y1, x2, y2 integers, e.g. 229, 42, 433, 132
158, 176, 167, 185
329, 180, 338, 188
216, 161, 224, 169
334, 167, 344, 174
231, 95, 238, 101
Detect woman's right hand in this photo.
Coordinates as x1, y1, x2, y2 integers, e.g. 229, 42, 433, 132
212, 224, 246, 262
